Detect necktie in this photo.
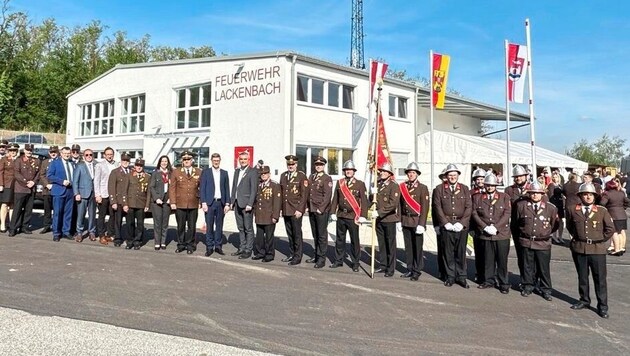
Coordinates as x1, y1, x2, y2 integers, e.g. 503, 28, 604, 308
534, 204, 539, 212
65, 161, 72, 180
124, 168, 128, 174
584, 206, 590, 216
451, 185, 455, 192
187, 169, 191, 177
88, 163, 94, 178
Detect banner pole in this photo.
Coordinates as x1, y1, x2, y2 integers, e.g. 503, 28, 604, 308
370, 83, 383, 279
429, 50, 435, 190
504, 40, 512, 181
525, 18, 537, 176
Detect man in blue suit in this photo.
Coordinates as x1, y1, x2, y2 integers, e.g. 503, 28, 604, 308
200, 153, 231, 256
72, 148, 97, 242
47, 146, 75, 241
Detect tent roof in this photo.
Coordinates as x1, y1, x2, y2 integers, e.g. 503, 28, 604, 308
417, 130, 588, 170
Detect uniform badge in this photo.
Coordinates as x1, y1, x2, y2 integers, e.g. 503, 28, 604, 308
328, 182, 333, 187
304, 180, 309, 187
592, 221, 597, 228
539, 215, 545, 221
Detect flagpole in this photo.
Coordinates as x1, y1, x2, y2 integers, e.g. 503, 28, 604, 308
429, 50, 435, 190
370, 83, 382, 279
365, 59, 374, 186
504, 40, 511, 182
525, 18, 537, 175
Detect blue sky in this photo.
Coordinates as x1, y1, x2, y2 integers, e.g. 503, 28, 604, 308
12, 0, 630, 154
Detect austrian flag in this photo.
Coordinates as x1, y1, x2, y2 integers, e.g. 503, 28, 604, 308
369, 60, 388, 104
507, 43, 529, 103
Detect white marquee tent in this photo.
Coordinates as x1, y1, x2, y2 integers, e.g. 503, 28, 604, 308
416, 130, 588, 187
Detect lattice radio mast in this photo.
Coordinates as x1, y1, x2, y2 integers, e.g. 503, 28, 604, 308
350, 0, 365, 69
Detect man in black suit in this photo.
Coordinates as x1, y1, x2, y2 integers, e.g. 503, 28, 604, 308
230, 151, 258, 259
200, 153, 231, 257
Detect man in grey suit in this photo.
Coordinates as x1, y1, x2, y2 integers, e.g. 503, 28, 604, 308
72, 148, 97, 242
230, 151, 258, 259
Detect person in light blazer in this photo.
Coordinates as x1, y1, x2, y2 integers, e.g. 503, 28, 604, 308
200, 153, 231, 257
72, 148, 97, 242
230, 151, 258, 259
149, 155, 172, 251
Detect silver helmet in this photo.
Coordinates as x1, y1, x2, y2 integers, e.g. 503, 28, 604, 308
443, 163, 461, 175
378, 163, 394, 175
527, 181, 545, 194
483, 173, 499, 186
472, 168, 486, 179
404, 162, 421, 174
512, 165, 528, 177
578, 182, 599, 195
342, 160, 357, 171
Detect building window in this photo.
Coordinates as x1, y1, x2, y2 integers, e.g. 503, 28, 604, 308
388, 95, 408, 119
79, 99, 114, 137
120, 94, 145, 133
175, 84, 212, 130
172, 147, 210, 169
296, 74, 354, 110
296, 145, 354, 176
391, 152, 409, 176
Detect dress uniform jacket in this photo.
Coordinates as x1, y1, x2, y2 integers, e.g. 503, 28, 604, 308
39, 158, 53, 196
308, 172, 332, 214
123, 171, 150, 209
330, 178, 369, 219
471, 192, 511, 241
169, 167, 202, 209
562, 181, 581, 211
108, 167, 130, 206
279, 170, 309, 216
431, 182, 472, 228
0, 156, 16, 189
399, 180, 430, 228
13, 157, 40, 194
514, 200, 559, 250
566, 204, 615, 254
255, 180, 282, 225
599, 190, 630, 220
376, 179, 400, 223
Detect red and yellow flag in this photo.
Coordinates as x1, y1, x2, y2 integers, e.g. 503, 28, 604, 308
432, 53, 450, 109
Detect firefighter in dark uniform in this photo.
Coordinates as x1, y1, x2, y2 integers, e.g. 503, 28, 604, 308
514, 181, 559, 301
169, 151, 202, 254
307, 156, 333, 268
505, 164, 533, 284
122, 159, 150, 250
398, 162, 429, 281
38, 146, 58, 234
372, 163, 400, 277
470, 167, 486, 283
566, 183, 615, 318
108, 153, 131, 247
279, 155, 309, 265
581, 171, 603, 204
10, 143, 40, 236
432, 163, 472, 288
330, 160, 368, 272
433, 168, 447, 280
0, 143, 19, 233
252, 166, 282, 262
471, 173, 512, 293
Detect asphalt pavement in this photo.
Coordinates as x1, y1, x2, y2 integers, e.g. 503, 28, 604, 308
1, 223, 630, 355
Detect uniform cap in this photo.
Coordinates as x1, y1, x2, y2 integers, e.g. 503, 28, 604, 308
24, 143, 34, 151
48, 145, 59, 153
404, 162, 421, 174
0, 140, 7, 148
483, 173, 499, 186
512, 165, 528, 177
583, 171, 594, 177
135, 159, 145, 166
472, 168, 486, 179
313, 156, 327, 165
120, 153, 131, 161
71, 144, 81, 152
527, 181, 545, 194
378, 163, 394, 175
8, 143, 19, 150
285, 155, 298, 164
578, 182, 599, 195
259, 165, 271, 174
443, 163, 461, 175
342, 160, 357, 171
180, 150, 195, 159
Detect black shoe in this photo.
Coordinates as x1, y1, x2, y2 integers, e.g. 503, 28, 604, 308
205, 250, 214, 257
251, 255, 264, 260
215, 248, 225, 255
329, 262, 343, 268
384, 272, 394, 277
456, 280, 470, 289
281, 256, 294, 262
444, 280, 454, 287
114, 242, 122, 247
352, 266, 360, 272
477, 283, 493, 289
314, 263, 325, 269
125, 244, 133, 250
8, 231, 16, 237
400, 272, 413, 278
410, 275, 420, 281
52, 236, 60, 242
306, 258, 317, 263
175, 248, 184, 253
288, 259, 301, 266
262, 257, 274, 263
40, 227, 51, 234
598, 310, 609, 319
0, 229, 7, 233
374, 268, 386, 273
521, 290, 532, 297
231, 250, 243, 256
22, 229, 32, 235
239, 252, 252, 259
500, 288, 510, 295
160, 245, 166, 250
570, 301, 589, 310
63, 235, 73, 240
187, 249, 194, 255
133, 246, 140, 250
542, 294, 552, 301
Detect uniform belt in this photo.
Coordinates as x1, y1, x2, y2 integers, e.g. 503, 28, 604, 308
576, 238, 606, 244
526, 236, 550, 241
404, 212, 419, 217
213, 198, 222, 201
341, 208, 350, 213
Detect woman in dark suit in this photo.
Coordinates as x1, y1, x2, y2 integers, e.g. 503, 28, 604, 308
547, 173, 565, 244
150, 155, 172, 250
600, 179, 630, 256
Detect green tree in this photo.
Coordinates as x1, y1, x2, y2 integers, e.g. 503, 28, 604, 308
566, 134, 629, 166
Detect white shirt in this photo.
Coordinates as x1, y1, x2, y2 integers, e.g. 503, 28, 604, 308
582, 205, 592, 216
236, 167, 247, 200
213, 167, 221, 199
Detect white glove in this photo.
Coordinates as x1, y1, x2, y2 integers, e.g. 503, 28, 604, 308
358, 217, 368, 224
371, 210, 379, 218
415, 226, 425, 235
330, 214, 337, 221
444, 223, 454, 231
483, 225, 497, 235
396, 222, 402, 231
453, 222, 464, 232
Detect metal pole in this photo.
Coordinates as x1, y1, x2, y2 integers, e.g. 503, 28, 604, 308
525, 18, 537, 175
365, 59, 373, 185
504, 40, 512, 182
370, 83, 383, 279
429, 50, 435, 190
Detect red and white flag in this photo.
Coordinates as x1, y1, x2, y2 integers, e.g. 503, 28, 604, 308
507, 43, 528, 103
369, 60, 388, 104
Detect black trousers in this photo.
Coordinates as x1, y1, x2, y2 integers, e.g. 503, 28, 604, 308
97, 198, 115, 237
283, 215, 303, 261
441, 229, 468, 281
42, 194, 52, 228
376, 220, 397, 274
483, 239, 510, 289
511, 227, 527, 281
335, 217, 361, 266
255, 224, 276, 259
10, 192, 34, 232
436, 226, 446, 279
472, 231, 485, 281
522, 247, 552, 294
126, 207, 145, 246
402, 226, 424, 277
309, 212, 329, 263
113, 207, 126, 243
176, 208, 198, 251
572, 252, 608, 312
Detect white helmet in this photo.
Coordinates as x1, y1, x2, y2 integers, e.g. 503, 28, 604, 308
443, 163, 461, 175
578, 182, 599, 195
472, 168, 486, 179
483, 173, 499, 186
527, 181, 545, 194
378, 163, 394, 175
342, 160, 357, 171
512, 165, 528, 177
404, 162, 421, 174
